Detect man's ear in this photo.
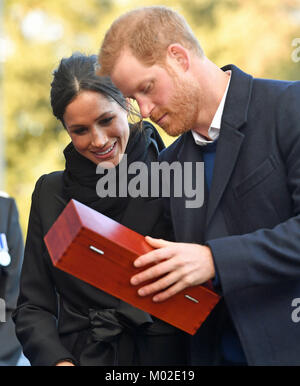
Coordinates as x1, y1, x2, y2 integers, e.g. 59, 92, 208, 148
166, 44, 190, 72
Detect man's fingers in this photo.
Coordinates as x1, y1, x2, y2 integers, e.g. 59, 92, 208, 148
131, 256, 173, 285
144, 236, 173, 248
136, 269, 182, 297
133, 237, 175, 269
152, 281, 187, 303
130, 242, 215, 302
134, 244, 173, 268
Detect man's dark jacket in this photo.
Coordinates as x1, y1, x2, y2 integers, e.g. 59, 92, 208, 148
159, 65, 300, 366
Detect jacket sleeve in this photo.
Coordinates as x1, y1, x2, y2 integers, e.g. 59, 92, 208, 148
0, 198, 23, 365
207, 82, 300, 295
13, 176, 77, 366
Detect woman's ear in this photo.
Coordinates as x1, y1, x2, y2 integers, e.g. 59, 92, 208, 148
125, 98, 142, 125
166, 44, 190, 72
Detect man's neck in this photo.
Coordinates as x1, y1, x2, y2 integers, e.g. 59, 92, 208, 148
192, 58, 231, 137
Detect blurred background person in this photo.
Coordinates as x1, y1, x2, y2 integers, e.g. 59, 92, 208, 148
0, 191, 28, 366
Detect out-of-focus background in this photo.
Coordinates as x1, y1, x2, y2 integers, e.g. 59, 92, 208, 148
0, 0, 299, 235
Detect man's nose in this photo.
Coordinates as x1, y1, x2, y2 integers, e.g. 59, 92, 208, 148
137, 98, 154, 119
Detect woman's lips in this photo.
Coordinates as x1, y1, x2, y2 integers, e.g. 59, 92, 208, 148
92, 141, 117, 159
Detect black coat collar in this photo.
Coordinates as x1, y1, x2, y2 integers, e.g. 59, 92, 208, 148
171, 65, 254, 234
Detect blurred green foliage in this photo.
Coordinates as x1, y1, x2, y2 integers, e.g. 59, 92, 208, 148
2, 0, 300, 235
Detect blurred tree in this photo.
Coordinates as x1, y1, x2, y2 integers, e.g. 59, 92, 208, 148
2, 0, 300, 234
3, 0, 117, 232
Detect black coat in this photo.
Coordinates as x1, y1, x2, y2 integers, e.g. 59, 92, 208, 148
159, 65, 300, 365
14, 131, 187, 366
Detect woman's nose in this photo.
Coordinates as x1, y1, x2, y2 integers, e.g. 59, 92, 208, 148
90, 127, 108, 148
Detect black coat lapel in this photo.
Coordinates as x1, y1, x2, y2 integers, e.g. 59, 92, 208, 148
164, 65, 253, 240
205, 65, 253, 227
205, 124, 244, 227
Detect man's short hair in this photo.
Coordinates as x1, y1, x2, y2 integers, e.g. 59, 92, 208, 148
98, 6, 204, 76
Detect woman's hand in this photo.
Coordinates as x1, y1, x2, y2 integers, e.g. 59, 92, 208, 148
130, 236, 216, 302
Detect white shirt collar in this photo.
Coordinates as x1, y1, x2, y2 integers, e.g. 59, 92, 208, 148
192, 71, 231, 146
0, 191, 9, 198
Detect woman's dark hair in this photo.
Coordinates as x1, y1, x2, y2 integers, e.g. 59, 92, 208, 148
50, 53, 137, 126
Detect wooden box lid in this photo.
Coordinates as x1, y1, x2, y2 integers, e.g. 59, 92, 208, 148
44, 199, 220, 335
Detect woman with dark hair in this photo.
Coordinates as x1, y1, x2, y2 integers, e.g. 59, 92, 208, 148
13, 53, 187, 366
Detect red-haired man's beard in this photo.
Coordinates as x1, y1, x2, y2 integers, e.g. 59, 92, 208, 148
151, 75, 199, 137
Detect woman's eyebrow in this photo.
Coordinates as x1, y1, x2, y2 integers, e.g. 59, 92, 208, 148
69, 111, 114, 129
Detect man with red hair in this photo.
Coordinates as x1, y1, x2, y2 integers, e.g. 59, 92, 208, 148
98, 6, 300, 365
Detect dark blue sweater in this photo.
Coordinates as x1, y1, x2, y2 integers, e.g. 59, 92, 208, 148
202, 140, 247, 365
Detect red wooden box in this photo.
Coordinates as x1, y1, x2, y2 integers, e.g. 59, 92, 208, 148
44, 199, 220, 335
